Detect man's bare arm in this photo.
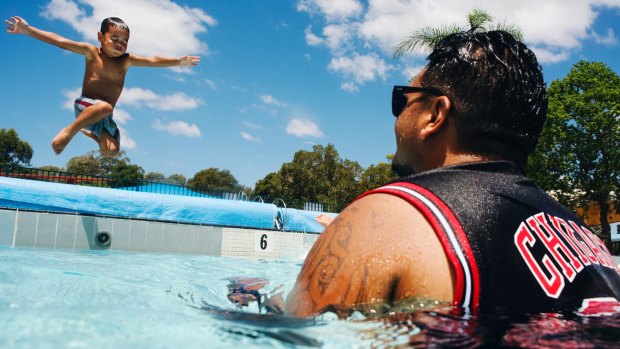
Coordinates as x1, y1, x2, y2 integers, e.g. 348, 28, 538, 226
285, 194, 411, 317
5, 16, 93, 55
129, 54, 200, 67
285, 193, 454, 318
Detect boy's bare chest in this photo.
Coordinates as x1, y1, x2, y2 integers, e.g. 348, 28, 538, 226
88, 55, 128, 82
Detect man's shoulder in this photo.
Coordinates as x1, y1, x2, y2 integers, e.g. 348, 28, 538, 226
333, 192, 436, 245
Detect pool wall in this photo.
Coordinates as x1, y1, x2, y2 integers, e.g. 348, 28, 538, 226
0, 208, 320, 259
0, 177, 331, 258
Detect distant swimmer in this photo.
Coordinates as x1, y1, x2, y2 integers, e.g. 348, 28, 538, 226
5, 16, 200, 156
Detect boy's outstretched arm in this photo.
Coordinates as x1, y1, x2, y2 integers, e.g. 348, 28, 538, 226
5, 16, 93, 55
129, 54, 200, 67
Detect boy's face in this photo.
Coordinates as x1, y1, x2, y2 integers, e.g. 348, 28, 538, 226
98, 25, 129, 57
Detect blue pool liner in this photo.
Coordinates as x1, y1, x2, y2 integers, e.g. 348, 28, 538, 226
0, 177, 336, 233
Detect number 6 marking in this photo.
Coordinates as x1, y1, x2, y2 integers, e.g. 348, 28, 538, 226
260, 234, 268, 250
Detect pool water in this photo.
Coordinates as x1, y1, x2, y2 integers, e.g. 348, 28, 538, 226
2, 246, 619, 348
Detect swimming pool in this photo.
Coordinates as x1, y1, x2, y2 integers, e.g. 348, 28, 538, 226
0, 246, 416, 348
3, 246, 620, 348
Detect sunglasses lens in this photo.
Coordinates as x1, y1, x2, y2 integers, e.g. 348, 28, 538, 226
392, 90, 406, 117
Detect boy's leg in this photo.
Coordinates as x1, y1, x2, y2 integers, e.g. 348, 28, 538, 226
79, 129, 100, 143
98, 129, 120, 157
51, 101, 114, 154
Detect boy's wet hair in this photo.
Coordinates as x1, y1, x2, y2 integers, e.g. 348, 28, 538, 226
100, 17, 129, 34
421, 30, 548, 167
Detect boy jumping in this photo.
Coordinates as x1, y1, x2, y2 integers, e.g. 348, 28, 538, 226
5, 16, 200, 156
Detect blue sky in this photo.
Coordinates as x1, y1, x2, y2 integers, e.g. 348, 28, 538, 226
2, 0, 620, 187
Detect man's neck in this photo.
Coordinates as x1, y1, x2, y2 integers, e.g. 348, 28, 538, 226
442, 152, 494, 167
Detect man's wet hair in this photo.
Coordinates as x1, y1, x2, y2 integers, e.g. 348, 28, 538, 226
420, 30, 548, 167
100, 17, 129, 35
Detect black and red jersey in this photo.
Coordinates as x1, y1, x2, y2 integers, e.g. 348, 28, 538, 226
357, 161, 620, 313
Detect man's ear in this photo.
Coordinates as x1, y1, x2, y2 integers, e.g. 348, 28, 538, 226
420, 96, 451, 139
97, 32, 103, 42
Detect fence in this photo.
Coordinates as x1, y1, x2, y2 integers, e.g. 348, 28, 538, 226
0, 164, 336, 212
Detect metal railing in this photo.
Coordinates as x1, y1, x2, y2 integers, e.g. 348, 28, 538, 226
0, 164, 336, 212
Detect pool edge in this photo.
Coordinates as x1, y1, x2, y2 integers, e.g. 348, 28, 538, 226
0, 208, 320, 259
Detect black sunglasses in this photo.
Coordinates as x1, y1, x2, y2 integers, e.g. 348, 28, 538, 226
392, 85, 445, 117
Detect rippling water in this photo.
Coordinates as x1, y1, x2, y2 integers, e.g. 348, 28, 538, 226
1, 246, 618, 348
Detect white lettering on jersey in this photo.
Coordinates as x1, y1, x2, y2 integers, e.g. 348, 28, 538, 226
514, 213, 616, 298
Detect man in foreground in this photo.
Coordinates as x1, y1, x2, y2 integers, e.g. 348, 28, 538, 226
285, 30, 620, 317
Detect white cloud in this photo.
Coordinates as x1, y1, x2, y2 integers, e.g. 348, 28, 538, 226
272, 20, 289, 30
529, 47, 570, 64
204, 79, 217, 90
152, 119, 201, 138
242, 121, 262, 129
166, 75, 186, 83
286, 118, 323, 138
118, 126, 137, 149
323, 23, 355, 53
328, 53, 390, 91
110, 108, 132, 125
259, 94, 287, 108
304, 26, 325, 46
240, 131, 261, 143
402, 65, 426, 82
62, 87, 83, 110
357, 0, 604, 54
41, 0, 216, 57
232, 85, 247, 93
297, 0, 620, 82
297, 0, 363, 21
340, 82, 358, 92
119, 87, 202, 111
590, 28, 618, 46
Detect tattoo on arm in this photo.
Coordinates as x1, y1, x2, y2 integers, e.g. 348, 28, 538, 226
291, 205, 393, 315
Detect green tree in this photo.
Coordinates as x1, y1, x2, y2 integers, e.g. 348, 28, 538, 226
328, 158, 364, 210
38, 165, 62, 171
145, 172, 166, 182
109, 161, 145, 187
359, 159, 398, 193
393, 8, 523, 57
166, 173, 187, 186
188, 168, 242, 192
254, 144, 363, 211
35, 165, 63, 178
66, 150, 145, 185
0, 128, 33, 167
528, 61, 620, 247
254, 172, 283, 200
66, 151, 101, 175
98, 150, 132, 176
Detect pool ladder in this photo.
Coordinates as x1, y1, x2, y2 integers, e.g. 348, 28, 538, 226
272, 198, 287, 231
